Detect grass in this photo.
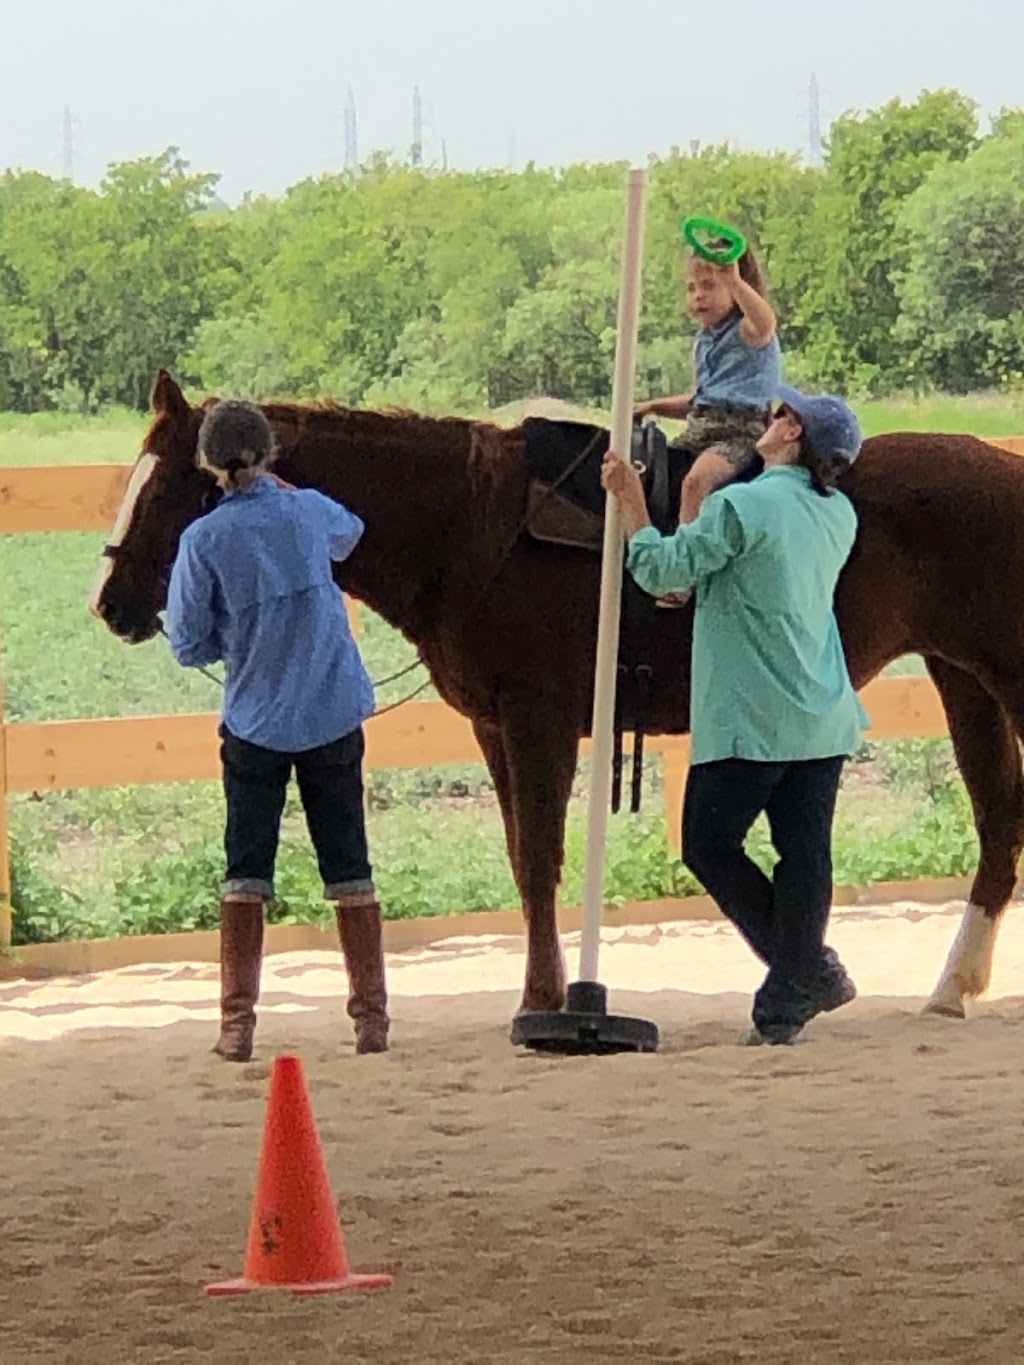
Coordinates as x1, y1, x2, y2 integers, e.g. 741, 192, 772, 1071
491, 391, 1024, 440
4, 391, 1013, 942
0, 408, 149, 466
857, 392, 1024, 437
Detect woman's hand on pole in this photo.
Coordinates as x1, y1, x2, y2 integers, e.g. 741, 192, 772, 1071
601, 452, 652, 538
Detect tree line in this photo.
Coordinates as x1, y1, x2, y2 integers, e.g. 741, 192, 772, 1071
1, 88, 1022, 415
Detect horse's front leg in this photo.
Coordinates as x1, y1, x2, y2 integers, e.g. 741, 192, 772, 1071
489, 708, 580, 1015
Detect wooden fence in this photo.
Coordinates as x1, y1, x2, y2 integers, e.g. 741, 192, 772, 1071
4, 440, 1024, 951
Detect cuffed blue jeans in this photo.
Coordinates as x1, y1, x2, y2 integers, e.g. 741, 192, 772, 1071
220, 724, 374, 902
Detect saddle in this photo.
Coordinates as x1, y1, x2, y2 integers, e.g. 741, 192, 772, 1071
523, 416, 688, 548
522, 416, 693, 816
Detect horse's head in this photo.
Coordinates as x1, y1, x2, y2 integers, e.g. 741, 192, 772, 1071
90, 370, 217, 643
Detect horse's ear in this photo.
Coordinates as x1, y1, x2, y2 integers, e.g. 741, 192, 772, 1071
271, 410, 301, 457
151, 370, 191, 422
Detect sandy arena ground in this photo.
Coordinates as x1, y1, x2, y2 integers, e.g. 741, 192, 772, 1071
3, 900, 1024, 1364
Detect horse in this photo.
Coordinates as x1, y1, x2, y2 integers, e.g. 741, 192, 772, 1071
91, 370, 1024, 1025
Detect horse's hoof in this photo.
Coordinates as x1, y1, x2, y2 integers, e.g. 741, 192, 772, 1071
354, 1023, 389, 1055
213, 1038, 254, 1063
921, 1000, 966, 1020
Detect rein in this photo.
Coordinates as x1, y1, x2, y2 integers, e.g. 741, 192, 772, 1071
153, 622, 431, 718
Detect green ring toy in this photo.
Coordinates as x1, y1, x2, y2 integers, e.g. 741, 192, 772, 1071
682, 215, 748, 266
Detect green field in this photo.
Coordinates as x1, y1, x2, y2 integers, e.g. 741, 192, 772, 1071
4, 393, 1011, 944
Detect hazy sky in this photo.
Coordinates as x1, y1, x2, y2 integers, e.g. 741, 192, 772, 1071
4, 0, 1023, 203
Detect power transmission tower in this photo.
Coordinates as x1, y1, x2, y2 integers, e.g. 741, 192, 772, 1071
62, 105, 75, 182
343, 86, 358, 171
412, 85, 423, 166
807, 73, 823, 165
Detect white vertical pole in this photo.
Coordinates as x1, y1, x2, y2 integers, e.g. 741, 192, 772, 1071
577, 168, 647, 984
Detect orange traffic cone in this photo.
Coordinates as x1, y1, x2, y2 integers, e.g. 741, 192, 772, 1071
205, 1054, 393, 1296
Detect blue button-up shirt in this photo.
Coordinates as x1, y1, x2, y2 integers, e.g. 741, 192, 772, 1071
166, 477, 374, 752
694, 308, 782, 410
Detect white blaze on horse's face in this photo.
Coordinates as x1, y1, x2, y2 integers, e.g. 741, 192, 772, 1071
88, 452, 160, 618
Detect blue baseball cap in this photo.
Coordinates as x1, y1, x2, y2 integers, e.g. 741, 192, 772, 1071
776, 386, 863, 465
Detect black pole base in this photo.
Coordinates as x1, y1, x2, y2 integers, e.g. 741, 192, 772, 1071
510, 980, 660, 1055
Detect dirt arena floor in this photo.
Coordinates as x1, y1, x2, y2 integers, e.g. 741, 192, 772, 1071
3, 900, 1024, 1364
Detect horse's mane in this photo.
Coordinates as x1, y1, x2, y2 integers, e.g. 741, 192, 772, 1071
255, 395, 508, 442
227, 396, 538, 511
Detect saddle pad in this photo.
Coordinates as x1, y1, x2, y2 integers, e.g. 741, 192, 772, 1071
523, 417, 611, 517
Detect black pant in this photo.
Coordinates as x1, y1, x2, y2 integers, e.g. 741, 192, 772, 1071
682, 756, 845, 1029
219, 725, 373, 901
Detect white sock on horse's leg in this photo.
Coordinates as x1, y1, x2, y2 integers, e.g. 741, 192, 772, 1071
923, 903, 999, 1018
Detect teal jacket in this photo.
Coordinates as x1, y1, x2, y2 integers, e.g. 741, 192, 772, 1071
627, 465, 869, 765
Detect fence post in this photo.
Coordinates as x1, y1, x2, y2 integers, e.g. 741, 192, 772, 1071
661, 740, 690, 855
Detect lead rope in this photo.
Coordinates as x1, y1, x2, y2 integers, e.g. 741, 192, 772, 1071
155, 622, 429, 719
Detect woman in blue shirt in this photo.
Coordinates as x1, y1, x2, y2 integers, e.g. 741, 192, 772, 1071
602, 387, 866, 1045
166, 400, 388, 1062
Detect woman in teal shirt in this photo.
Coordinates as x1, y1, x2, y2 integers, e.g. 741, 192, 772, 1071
602, 387, 867, 1045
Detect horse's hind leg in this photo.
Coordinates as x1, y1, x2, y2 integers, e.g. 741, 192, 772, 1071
922, 658, 1024, 1017
472, 718, 519, 875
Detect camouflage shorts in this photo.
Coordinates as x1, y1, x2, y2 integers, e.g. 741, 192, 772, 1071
668, 404, 769, 472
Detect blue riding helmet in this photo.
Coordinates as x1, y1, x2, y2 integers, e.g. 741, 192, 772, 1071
776, 386, 863, 466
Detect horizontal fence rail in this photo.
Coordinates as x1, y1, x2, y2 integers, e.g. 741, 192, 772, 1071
1, 676, 947, 795
3, 438, 1024, 952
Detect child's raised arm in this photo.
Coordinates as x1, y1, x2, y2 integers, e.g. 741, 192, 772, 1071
724, 263, 777, 347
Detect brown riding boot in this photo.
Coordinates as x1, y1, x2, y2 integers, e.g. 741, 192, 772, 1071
213, 899, 265, 1062
335, 898, 390, 1054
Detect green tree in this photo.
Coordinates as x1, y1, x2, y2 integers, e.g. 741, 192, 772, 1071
498, 183, 622, 404
788, 89, 979, 392
250, 174, 409, 401
87, 149, 232, 408
0, 149, 231, 410
896, 122, 1024, 391
184, 314, 290, 399
2, 92, 1021, 417
0, 175, 105, 409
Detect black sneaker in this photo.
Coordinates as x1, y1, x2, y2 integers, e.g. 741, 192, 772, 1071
745, 1022, 804, 1047
748, 954, 855, 1048
810, 962, 857, 1019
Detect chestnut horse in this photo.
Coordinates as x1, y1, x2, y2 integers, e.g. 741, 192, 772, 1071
92, 371, 1024, 1023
